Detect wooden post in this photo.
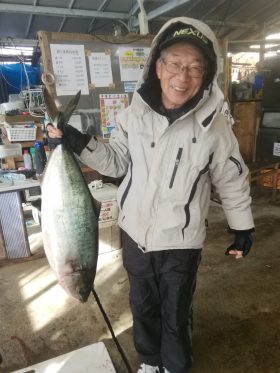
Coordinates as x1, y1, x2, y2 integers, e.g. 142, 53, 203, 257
222, 38, 230, 102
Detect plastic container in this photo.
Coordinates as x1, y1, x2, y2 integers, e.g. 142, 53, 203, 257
34, 141, 47, 175
0, 144, 22, 158
6, 123, 37, 142
2, 172, 26, 181
30, 147, 36, 170
23, 150, 32, 170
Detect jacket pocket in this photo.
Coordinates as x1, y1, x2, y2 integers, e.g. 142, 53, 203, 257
229, 156, 242, 175
169, 147, 183, 188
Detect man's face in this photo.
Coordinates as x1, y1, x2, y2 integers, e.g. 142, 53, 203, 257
156, 42, 205, 109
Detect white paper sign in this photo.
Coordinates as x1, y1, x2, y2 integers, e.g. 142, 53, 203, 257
273, 142, 280, 157
119, 47, 150, 82
50, 44, 89, 96
88, 52, 113, 87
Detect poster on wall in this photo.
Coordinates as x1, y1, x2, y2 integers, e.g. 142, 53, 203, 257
50, 44, 89, 96
88, 52, 113, 88
99, 94, 129, 139
119, 47, 150, 82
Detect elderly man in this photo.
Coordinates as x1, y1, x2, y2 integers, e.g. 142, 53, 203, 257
48, 17, 254, 373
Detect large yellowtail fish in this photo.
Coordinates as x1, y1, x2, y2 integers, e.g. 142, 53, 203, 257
41, 89, 99, 302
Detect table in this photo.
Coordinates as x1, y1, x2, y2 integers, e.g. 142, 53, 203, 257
0, 179, 40, 259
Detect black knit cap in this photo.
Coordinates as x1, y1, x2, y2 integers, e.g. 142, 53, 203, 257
158, 22, 217, 86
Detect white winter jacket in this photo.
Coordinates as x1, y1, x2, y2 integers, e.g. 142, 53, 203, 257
79, 17, 254, 251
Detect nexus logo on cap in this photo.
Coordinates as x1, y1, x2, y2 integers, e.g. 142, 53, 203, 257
173, 27, 209, 45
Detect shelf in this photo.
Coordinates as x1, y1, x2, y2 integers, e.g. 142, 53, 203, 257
0, 113, 44, 124
1, 118, 44, 170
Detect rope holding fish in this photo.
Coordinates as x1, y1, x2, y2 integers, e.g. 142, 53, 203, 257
91, 288, 133, 373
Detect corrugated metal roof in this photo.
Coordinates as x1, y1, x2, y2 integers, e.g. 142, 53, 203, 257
0, 0, 279, 54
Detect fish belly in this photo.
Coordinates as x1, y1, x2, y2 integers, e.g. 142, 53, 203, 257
41, 145, 99, 302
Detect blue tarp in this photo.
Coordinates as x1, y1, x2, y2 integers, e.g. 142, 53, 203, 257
0, 63, 41, 95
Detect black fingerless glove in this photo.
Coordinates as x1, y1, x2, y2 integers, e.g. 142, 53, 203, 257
47, 124, 91, 156
63, 124, 91, 156
47, 136, 63, 151
225, 228, 254, 257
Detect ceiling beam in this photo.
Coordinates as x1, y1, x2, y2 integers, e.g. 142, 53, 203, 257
225, 0, 255, 20
265, 9, 280, 27
132, 0, 192, 27
151, 17, 257, 30
0, 3, 129, 20
249, 0, 280, 19
229, 47, 280, 54
129, 1, 140, 17
58, 0, 76, 32
87, 0, 111, 34
182, 0, 204, 15
0, 55, 32, 62
0, 38, 38, 47
201, 0, 227, 20
219, 0, 280, 39
229, 38, 280, 45
207, 20, 257, 30
25, 0, 38, 38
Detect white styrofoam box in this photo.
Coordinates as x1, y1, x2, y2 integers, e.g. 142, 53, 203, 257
0, 143, 22, 158
9, 94, 23, 102
99, 224, 121, 254
89, 182, 121, 254
68, 113, 83, 132
12, 341, 116, 373
0, 100, 25, 114
89, 182, 119, 227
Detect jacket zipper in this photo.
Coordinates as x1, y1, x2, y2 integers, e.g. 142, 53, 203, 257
182, 152, 214, 236
120, 161, 133, 210
169, 147, 183, 188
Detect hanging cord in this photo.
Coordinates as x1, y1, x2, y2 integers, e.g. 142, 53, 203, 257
91, 287, 133, 373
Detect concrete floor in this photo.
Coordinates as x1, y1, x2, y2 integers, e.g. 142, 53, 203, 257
0, 187, 280, 373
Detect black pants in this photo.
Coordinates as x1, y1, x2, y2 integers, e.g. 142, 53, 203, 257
122, 231, 202, 373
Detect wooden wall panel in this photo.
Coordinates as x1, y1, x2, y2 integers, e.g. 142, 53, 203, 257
232, 101, 261, 163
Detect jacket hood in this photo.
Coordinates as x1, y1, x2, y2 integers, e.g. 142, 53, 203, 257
140, 17, 222, 87
132, 17, 225, 131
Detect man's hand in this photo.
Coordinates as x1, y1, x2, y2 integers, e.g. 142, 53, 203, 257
225, 229, 254, 259
47, 124, 64, 150
47, 123, 63, 139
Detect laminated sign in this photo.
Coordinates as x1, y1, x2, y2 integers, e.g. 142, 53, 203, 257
99, 200, 118, 223
273, 142, 280, 157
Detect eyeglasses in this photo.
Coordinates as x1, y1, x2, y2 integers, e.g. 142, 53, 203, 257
161, 58, 205, 78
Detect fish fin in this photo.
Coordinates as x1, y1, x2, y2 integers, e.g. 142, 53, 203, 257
43, 87, 59, 122
61, 90, 81, 125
